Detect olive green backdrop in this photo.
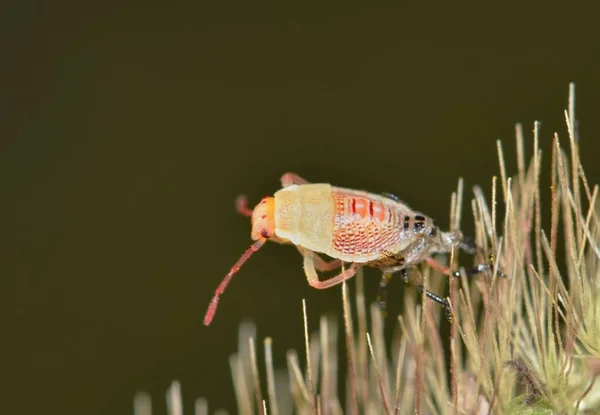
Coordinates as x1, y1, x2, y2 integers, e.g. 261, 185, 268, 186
1, 1, 599, 414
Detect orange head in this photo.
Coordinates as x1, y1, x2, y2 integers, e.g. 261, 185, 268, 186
250, 197, 276, 240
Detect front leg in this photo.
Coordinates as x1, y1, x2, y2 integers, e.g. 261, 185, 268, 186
281, 172, 310, 187
301, 248, 360, 289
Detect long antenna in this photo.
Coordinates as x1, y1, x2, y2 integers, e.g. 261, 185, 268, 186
203, 239, 265, 325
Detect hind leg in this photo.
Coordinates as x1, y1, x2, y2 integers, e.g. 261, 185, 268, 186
301, 249, 360, 289
297, 248, 342, 271
313, 255, 343, 272
399, 268, 453, 322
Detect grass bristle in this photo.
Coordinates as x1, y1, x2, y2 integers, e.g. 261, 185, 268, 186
136, 83, 600, 414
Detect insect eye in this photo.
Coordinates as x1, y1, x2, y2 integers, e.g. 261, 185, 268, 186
261, 229, 271, 238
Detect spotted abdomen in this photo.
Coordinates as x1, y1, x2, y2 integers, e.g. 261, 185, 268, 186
330, 190, 407, 262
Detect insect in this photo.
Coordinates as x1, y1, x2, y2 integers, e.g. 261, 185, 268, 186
203, 172, 499, 326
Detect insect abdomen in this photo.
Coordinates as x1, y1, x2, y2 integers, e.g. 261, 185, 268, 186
330, 190, 406, 262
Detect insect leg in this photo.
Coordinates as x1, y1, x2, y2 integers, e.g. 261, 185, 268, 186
313, 255, 343, 272
425, 257, 456, 277
400, 268, 453, 322
460, 236, 508, 278
281, 172, 310, 187
295, 248, 342, 272
301, 249, 360, 289
377, 273, 392, 317
458, 236, 477, 254
425, 257, 507, 279
464, 262, 508, 279
235, 195, 254, 217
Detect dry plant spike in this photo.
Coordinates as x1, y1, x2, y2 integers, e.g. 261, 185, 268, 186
450, 191, 458, 238
454, 177, 464, 231
341, 281, 359, 415
568, 82, 576, 141
516, 122, 525, 192
369, 302, 392, 400
473, 185, 494, 244
574, 376, 597, 415
133, 392, 152, 415
166, 381, 183, 415
424, 306, 446, 388
416, 274, 427, 415
396, 313, 417, 414
354, 269, 369, 408
319, 314, 339, 415
302, 299, 317, 413
230, 354, 253, 415
567, 83, 582, 243
577, 186, 600, 265
319, 317, 330, 413
504, 359, 545, 405
566, 107, 584, 247
194, 398, 208, 415
249, 337, 265, 415
233, 321, 257, 414
533, 121, 545, 283
550, 134, 561, 261
286, 350, 311, 404
555, 139, 578, 381
450, 336, 458, 415
264, 338, 279, 415
450, 180, 463, 415
491, 176, 498, 262
496, 141, 509, 209
309, 320, 322, 395
392, 337, 407, 415
367, 332, 391, 415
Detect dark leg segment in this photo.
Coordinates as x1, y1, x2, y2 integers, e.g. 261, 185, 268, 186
459, 236, 508, 279
426, 256, 508, 279
464, 262, 507, 279
400, 268, 453, 322
458, 236, 477, 255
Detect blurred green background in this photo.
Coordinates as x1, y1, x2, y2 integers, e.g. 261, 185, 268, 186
1, 1, 599, 414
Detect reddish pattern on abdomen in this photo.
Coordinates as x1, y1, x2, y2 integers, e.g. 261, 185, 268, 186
332, 192, 402, 256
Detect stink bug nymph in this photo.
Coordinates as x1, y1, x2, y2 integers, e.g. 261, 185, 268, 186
203, 172, 499, 325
